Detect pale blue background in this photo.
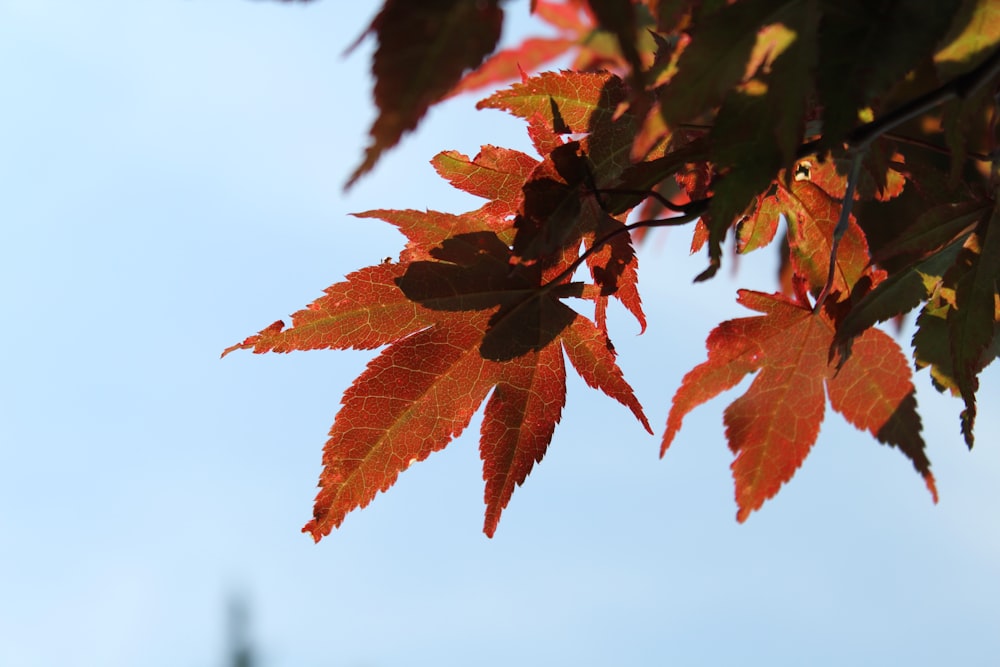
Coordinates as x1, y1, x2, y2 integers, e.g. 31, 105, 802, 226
1, 2, 998, 666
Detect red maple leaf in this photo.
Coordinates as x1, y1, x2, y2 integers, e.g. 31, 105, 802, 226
224, 173, 650, 540
662, 289, 936, 522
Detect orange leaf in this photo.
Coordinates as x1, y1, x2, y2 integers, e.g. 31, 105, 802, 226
664, 290, 934, 521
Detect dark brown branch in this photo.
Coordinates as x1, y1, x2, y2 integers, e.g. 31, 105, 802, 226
594, 186, 689, 212
847, 45, 1000, 151
884, 132, 993, 162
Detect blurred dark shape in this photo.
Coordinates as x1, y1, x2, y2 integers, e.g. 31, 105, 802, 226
227, 593, 256, 667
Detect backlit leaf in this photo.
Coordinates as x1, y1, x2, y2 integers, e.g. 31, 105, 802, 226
432, 146, 540, 219
777, 180, 872, 299
664, 290, 932, 521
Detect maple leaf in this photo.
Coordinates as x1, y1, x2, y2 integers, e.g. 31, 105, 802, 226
835, 197, 989, 344
249, 0, 1000, 537
666, 0, 816, 280
227, 191, 650, 540
938, 205, 1000, 447
934, 0, 1000, 80
431, 146, 540, 220
736, 186, 782, 254
799, 150, 908, 204
816, 0, 960, 152
657, 0, 801, 127
836, 239, 966, 346
475, 73, 649, 329
585, 0, 646, 91
448, 0, 593, 97
776, 179, 876, 300
347, 0, 503, 187
478, 71, 637, 183
449, 37, 580, 98
663, 290, 935, 522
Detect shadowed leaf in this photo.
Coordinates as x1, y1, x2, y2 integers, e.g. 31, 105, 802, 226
348, 0, 503, 187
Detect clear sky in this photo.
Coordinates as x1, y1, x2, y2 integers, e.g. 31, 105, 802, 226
2, 2, 998, 666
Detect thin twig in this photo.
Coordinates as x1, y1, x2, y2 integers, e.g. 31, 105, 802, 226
544, 46, 1000, 298
594, 186, 690, 212
811, 45, 1000, 312
883, 132, 993, 162
543, 201, 707, 290
812, 151, 864, 312
849, 45, 1000, 152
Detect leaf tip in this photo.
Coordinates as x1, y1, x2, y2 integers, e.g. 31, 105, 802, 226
693, 257, 720, 282
221, 320, 285, 358
301, 520, 324, 544
659, 421, 680, 457
924, 472, 939, 504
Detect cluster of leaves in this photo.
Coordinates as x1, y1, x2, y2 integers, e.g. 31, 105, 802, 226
228, 0, 1000, 540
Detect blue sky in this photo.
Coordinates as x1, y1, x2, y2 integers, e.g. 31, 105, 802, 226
2, 2, 998, 666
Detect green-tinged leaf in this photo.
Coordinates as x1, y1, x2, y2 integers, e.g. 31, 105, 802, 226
696, 2, 816, 279
934, 0, 1000, 78
941, 86, 995, 184
737, 189, 782, 253
432, 146, 540, 219
651, 0, 697, 32
873, 199, 987, 265
914, 300, 960, 395
852, 151, 973, 267
478, 70, 624, 134
837, 238, 965, 344
948, 202, 1000, 446
586, 0, 645, 88
698, 160, 777, 281
658, 0, 803, 126
816, 0, 961, 151
348, 0, 503, 187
